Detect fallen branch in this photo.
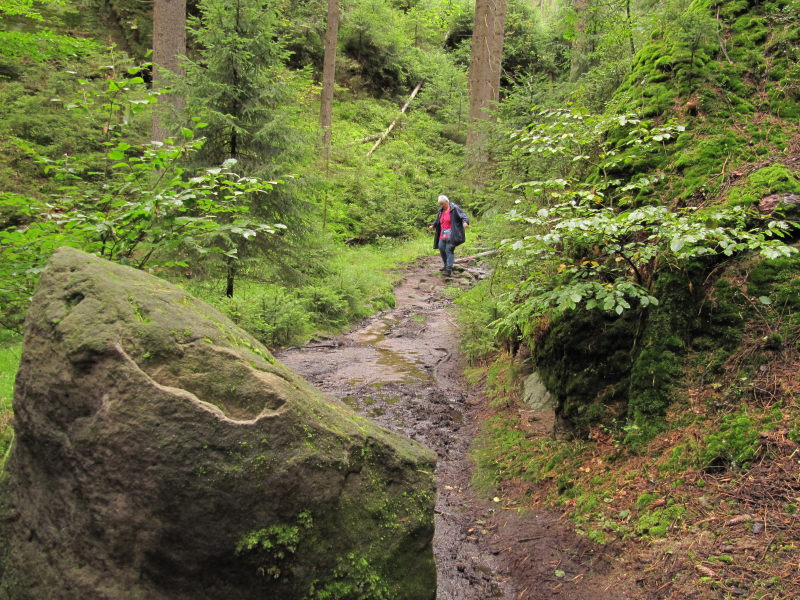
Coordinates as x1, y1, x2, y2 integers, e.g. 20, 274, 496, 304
457, 249, 498, 261
347, 133, 381, 146
366, 81, 423, 157
716, 7, 733, 64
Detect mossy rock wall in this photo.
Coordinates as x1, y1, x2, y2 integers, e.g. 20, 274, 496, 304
532, 0, 799, 441
535, 309, 639, 435
608, 0, 800, 201
0, 247, 436, 600
626, 267, 706, 438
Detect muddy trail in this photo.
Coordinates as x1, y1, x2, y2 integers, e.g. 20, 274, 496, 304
277, 256, 643, 600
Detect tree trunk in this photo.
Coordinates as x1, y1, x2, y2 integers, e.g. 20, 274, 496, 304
626, 0, 635, 55
320, 0, 340, 153
569, 0, 590, 82
466, 0, 507, 173
152, 0, 187, 142
225, 255, 235, 298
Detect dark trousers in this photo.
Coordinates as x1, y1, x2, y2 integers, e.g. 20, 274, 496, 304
438, 239, 455, 270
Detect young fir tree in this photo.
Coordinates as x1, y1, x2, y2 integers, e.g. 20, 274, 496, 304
183, 0, 315, 296
184, 0, 305, 177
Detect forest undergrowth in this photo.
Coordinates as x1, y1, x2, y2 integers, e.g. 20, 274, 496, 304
2, 0, 800, 595
468, 339, 800, 598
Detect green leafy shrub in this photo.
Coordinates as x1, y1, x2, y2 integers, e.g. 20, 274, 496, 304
306, 552, 391, 600
489, 102, 797, 440
0, 30, 102, 61
214, 285, 312, 348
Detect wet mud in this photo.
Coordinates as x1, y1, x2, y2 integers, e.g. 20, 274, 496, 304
277, 256, 643, 600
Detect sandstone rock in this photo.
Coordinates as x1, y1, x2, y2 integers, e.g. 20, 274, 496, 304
522, 371, 554, 412
0, 247, 436, 599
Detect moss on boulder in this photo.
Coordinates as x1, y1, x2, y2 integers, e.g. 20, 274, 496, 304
626, 267, 706, 440
536, 309, 639, 436
0, 247, 436, 600
726, 164, 800, 207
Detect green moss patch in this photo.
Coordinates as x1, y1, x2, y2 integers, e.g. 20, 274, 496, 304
725, 164, 800, 207
536, 309, 639, 435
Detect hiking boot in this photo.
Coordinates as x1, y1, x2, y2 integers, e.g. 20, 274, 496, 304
443, 268, 452, 277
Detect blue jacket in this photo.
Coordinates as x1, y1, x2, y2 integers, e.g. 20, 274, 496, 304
431, 202, 469, 249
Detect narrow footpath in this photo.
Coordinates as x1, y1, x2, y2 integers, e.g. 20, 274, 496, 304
277, 255, 643, 600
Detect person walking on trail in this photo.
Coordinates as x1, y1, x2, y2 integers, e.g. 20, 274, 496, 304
429, 194, 469, 277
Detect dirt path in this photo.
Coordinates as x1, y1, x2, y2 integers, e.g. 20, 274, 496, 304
277, 256, 643, 600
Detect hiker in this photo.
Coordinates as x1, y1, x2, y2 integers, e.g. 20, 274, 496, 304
428, 194, 469, 276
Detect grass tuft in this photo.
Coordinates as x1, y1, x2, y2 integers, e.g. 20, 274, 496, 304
0, 342, 21, 464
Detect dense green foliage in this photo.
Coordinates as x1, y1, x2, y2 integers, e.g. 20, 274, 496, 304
1, 0, 799, 507
466, 0, 800, 442
0, 0, 476, 335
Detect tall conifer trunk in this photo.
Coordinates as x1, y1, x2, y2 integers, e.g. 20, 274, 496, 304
319, 0, 339, 229
320, 0, 339, 152
152, 0, 186, 141
569, 0, 590, 81
466, 0, 507, 174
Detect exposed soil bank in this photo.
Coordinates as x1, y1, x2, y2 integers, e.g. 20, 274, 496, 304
277, 256, 644, 599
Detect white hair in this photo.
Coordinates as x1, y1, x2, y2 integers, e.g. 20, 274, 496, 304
437, 194, 449, 203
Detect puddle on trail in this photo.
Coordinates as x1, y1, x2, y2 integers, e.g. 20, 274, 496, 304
355, 317, 397, 344
346, 315, 429, 384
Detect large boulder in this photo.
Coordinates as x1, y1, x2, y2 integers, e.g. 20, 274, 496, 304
0, 247, 436, 599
